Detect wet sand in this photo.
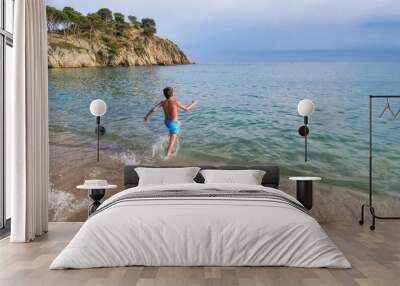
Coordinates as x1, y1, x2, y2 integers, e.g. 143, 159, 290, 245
49, 130, 400, 223
49, 130, 125, 221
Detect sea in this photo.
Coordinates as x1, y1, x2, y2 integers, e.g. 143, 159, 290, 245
48, 62, 400, 194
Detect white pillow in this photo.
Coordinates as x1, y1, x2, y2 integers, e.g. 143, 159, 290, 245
200, 169, 266, 185
135, 167, 200, 186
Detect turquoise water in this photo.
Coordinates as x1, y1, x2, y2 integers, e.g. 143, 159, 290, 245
49, 62, 400, 193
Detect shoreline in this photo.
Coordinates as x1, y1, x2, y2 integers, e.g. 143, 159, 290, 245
49, 129, 400, 222
48, 62, 195, 69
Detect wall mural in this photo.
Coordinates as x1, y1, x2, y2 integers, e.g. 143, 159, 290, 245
47, 5, 400, 222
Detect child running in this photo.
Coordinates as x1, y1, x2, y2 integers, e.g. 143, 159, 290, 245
144, 87, 198, 157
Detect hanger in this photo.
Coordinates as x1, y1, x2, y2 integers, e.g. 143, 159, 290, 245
379, 98, 396, 118
395, 107, 400, 119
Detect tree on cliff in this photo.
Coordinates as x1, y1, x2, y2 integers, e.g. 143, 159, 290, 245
97, 8, 113, 25
63, 7, 85, 36
128, 15, 141, 28
113, 12, 129, 37
46, 6, 66, 32
46, 6, 158, 39
86, 13, 103, 40
114, 12, 125, 23
128, 15, 138, 24
141, 18, 157, 36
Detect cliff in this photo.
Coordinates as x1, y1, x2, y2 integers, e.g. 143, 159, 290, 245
48, 29, 192, 68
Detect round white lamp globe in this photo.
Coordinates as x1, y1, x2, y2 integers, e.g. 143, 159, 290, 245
90, 99, 107, 117
298, 99, 315, 116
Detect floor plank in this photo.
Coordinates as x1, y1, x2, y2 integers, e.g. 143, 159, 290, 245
0, 222, 399, 286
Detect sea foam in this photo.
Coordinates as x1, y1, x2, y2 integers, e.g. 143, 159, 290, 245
49, 188, 89, 221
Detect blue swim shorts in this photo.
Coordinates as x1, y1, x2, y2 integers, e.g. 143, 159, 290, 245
165, 120, 180, 135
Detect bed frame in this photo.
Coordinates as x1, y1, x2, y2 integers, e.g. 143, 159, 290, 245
123, 165, 280, 189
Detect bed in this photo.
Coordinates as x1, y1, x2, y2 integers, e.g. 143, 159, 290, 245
50, 165, 350, 269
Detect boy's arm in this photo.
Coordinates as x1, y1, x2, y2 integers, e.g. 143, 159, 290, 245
177, 100, 198, 112
144, 101, 163, 122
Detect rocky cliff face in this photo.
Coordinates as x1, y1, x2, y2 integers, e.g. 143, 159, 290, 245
48, 30, 192, 68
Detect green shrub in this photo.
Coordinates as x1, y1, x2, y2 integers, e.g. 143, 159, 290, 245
102, 37, 121, 56
141, 18, 156, 36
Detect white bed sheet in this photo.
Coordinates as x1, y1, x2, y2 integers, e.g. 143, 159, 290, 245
50, 183, 350, 269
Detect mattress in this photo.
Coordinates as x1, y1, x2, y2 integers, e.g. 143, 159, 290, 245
50, 183, 350, 269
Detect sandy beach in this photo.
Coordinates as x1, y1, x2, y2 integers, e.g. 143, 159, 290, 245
49, 129, 400, 223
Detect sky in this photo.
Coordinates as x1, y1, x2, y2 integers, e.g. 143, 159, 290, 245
46, 0, 400, 62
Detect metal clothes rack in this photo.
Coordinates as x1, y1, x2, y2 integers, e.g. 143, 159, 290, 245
359, 95, 400, 230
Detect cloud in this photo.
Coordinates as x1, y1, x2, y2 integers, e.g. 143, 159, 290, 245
46, 0, 400, 24
363, 20, 400, 29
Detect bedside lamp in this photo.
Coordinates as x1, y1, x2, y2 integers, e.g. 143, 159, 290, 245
90, 99, 107, 162
297, 99, 315, 162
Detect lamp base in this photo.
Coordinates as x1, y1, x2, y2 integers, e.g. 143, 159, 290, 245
95, 126, 106, 136
298, 125, 309, 137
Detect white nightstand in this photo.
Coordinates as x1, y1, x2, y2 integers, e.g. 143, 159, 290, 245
77, 181, 117, 215
289, 177, 321, 210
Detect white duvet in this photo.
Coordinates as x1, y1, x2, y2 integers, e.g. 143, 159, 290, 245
50, 183, 350, 269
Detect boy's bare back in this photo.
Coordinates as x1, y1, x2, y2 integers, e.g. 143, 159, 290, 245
161, 99, 179, 121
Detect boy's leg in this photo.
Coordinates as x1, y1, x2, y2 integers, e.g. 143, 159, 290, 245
166, 134, 177, 156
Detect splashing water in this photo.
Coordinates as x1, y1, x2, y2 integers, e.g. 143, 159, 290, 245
49, 189, 89, 221
110, 151, 139, 165
152, 135, 180, 160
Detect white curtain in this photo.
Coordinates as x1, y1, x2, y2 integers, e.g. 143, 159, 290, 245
8, 0, 49, 242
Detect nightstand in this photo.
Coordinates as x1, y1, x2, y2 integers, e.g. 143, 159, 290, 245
289, 177, 321, 210
77, 181, 117, 216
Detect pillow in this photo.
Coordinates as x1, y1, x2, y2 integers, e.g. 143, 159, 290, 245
135, 167, 201, 186
200, 169, 266, 185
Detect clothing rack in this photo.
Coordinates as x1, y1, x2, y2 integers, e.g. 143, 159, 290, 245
359, 95, 400, 230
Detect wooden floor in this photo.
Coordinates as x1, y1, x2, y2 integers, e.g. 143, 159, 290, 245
0, 222, 399, 286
